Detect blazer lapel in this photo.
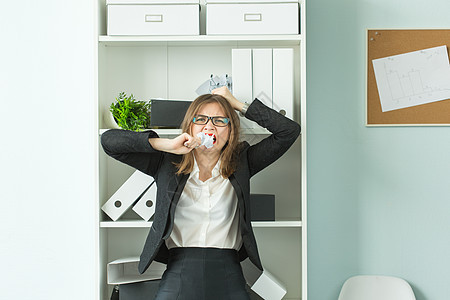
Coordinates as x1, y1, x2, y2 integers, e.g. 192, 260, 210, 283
162, 173, 189, 239
229, 174, 249, 234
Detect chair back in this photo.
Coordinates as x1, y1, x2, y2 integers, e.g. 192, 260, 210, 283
338, 275, 416, 300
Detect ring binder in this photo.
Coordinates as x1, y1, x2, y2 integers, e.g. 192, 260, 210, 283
132, 181, 157, 221
101, 170, 154, 221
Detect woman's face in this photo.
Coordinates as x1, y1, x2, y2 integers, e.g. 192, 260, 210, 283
190, 102, 230, 152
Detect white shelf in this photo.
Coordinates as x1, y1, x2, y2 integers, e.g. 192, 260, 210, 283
99, 34, 302, 46
252, 220, 302, 228
99, 127, 271, 136
100, 220, 302, 228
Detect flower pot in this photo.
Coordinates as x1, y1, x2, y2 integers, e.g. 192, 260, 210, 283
104, 107, 121, 129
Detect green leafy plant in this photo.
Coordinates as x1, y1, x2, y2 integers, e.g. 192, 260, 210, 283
110, 92, 151, 131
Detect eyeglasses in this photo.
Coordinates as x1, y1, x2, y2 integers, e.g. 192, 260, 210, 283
192, 115, 230, 127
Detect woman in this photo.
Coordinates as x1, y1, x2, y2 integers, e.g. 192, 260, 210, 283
101, 87, 300, 299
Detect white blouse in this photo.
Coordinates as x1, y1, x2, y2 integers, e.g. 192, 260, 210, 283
165, 159, 242, 250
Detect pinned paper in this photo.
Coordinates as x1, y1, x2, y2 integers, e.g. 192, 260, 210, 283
197, 132, 214, 149
372, 45, 450, 112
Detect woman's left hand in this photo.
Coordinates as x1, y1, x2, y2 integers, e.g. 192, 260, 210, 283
211, 86, 245, 112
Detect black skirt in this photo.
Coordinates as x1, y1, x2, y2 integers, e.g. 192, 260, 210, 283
154, 247, 250, 300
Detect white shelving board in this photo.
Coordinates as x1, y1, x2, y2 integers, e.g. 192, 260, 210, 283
99, 34, 302, 47
99, 127, 271, 136
100, 220, 302, 228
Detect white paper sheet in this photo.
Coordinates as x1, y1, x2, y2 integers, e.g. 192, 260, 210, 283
372, 45, 450, 112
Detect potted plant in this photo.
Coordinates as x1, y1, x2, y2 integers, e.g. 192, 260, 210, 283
109, 92, 151, 131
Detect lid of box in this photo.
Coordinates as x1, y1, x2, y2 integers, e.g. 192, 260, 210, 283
108, 256, 139, 265
206, 0, 298, 3
107, 0, 199, 4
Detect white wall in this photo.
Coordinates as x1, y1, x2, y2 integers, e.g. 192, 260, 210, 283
0, 1, 98, 299
308, 0, 450, 299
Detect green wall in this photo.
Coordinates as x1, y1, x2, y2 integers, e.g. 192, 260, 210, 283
307, 0, 450, 299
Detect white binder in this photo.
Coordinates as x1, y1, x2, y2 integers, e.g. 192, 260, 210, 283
273, 48, 294, 119
252, 48, 273, 108
132, 181, 157, 221
232, 48, 257, 129
241, 259, 287, 300
232, 48, 253, 101
101, 170, 154, 221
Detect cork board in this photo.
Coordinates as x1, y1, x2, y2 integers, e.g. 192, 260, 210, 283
367, 29, 450, 126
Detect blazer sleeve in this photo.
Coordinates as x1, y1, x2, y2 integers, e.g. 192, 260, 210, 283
244, 99, 301, 177
100, 129, 163, 177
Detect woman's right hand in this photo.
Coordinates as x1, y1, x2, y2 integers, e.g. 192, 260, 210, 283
149, 133, 201, 155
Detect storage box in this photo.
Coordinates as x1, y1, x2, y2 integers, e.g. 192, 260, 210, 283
107, 0, 200, 36
250, 194, 275, 221
206, 0, 299, 35
241, 258, 287, 300
150, 99, 192, 128
107, 257, 166, 285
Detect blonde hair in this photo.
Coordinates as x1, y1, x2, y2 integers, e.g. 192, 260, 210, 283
175, 94, 241, 178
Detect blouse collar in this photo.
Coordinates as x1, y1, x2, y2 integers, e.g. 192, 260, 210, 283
191, 156, 222, 180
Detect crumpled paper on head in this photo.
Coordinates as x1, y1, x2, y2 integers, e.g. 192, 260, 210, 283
196, 132, 214, 149
195, 74, 233, 95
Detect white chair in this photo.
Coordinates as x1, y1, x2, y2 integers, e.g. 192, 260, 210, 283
338, 275, 416, 300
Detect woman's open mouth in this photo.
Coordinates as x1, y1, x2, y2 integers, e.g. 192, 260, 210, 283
207, 133, 217, 144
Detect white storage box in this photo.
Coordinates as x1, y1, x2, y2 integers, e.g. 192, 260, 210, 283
206, 0, 299, 35
107, 257, 166, 285
241, 258, 287, 300
107, 0, 200, 36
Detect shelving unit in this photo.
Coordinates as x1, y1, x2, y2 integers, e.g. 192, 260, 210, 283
96, 1, 306, 299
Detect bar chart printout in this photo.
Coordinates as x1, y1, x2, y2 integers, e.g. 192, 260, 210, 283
372, 45, 450, 112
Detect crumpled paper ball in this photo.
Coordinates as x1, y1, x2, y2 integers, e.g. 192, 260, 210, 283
196, 132, 214, 149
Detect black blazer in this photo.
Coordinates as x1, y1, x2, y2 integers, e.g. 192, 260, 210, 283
101, 99, 301, 274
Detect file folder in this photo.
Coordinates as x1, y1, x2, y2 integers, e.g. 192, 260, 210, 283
102, 170, 154, 221
241, 259, 287, 300
232, 48, 253, 101
252, 48, 273, 108
232, 48, 257, 129
132, 181, 157, 221
273, 48, 294, 120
